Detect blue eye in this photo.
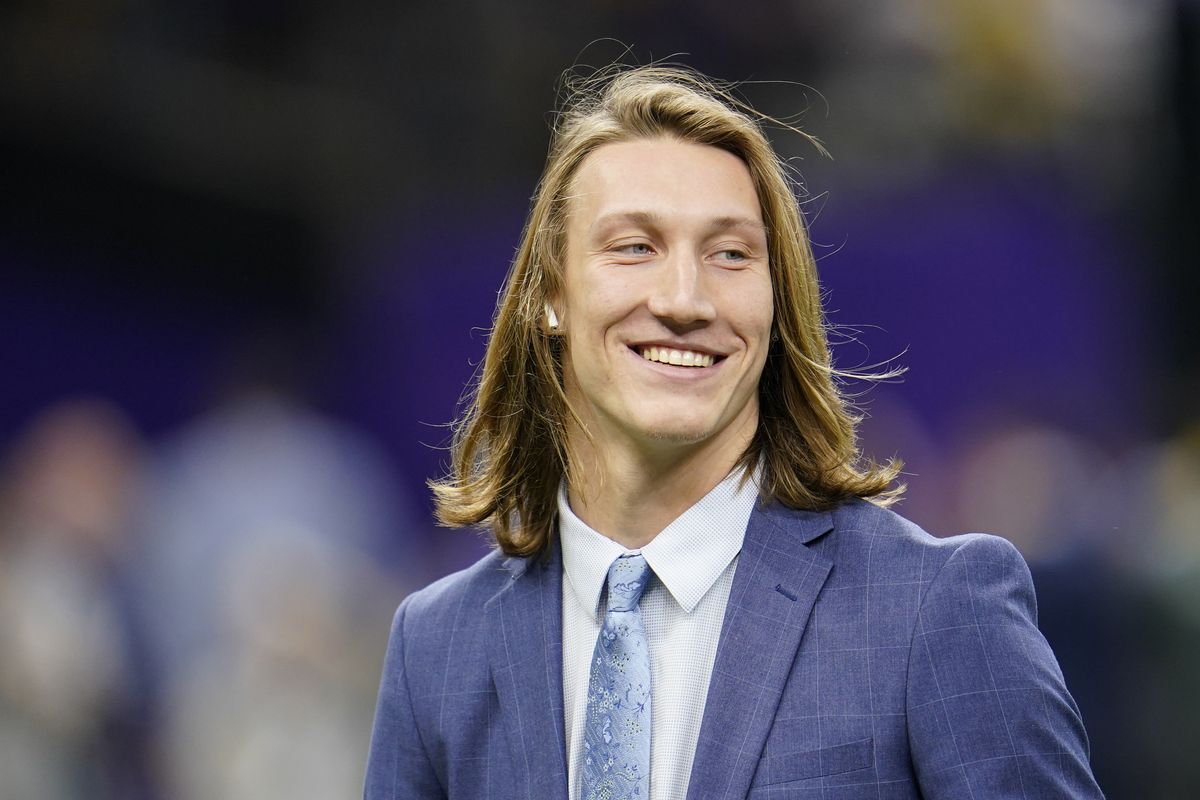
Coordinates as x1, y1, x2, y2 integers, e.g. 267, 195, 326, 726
617, 243, 654, 257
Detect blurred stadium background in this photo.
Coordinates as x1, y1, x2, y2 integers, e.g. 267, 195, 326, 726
1, 1, 1197, 797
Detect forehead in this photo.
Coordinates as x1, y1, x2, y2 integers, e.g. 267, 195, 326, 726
567, 138, 764, 237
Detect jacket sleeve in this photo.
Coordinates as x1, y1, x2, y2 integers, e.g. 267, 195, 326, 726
906, 534, 1104, 798
363, 596, 446, 800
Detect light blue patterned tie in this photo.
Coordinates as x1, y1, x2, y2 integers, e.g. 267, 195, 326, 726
583, 553, 653, 800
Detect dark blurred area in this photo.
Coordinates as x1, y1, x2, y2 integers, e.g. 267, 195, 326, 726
0, 1, 1196, 797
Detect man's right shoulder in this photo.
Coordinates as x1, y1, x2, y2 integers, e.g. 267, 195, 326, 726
381, 547, 537, 702
395, 547, 521, 636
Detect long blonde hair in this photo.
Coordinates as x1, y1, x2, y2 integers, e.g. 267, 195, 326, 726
431, 64, 903, 557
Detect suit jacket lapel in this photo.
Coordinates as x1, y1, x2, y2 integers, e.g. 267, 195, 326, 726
687, 503, 834, 800
485, 543, 569, 800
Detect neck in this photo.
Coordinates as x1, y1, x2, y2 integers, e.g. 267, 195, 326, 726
566, 430, 752, 549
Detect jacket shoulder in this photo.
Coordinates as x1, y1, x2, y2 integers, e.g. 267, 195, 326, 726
367, 548, 518, 798
399, 547, 514, 634
821, 497, 1029, 588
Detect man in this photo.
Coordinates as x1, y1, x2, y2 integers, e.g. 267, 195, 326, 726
364, 65, 1103, 799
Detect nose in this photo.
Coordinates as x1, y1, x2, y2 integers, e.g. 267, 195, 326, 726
646, 254, 717, 328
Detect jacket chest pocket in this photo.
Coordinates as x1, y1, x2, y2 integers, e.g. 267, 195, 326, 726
750, 737, 874, 787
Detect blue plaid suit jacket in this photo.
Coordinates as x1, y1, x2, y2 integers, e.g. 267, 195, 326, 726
365, 498, 1103, 798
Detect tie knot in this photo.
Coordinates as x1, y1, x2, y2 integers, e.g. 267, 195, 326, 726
605, 554, 651, 612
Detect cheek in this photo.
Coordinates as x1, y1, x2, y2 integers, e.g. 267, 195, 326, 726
736, 281, 775, 343
563, 281, 634, 337
755, 297, 775, 335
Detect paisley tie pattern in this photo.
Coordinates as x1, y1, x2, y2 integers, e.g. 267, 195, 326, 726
583, 554, 653, 800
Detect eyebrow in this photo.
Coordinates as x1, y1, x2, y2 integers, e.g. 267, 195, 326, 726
589, 210, 767, 239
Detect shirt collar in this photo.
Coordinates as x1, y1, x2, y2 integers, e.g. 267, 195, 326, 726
558, 467, 759, 621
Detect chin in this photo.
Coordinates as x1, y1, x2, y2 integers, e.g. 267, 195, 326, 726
632, 413, 722, 446
641, 427, 714, 445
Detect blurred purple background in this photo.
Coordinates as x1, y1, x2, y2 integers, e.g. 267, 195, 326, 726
1, 2, 1197, 797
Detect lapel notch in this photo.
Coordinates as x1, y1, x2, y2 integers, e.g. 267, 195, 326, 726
686, 503, 834, 800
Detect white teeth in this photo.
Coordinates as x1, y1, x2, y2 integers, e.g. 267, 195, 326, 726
639, 347, 714, 368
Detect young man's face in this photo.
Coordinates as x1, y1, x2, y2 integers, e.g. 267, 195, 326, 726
557, 137, 774, 460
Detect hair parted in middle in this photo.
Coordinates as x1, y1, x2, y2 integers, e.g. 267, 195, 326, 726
431, 63, 903, 557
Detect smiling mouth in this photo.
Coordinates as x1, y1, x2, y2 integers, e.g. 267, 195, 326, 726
636, 346, 717, 368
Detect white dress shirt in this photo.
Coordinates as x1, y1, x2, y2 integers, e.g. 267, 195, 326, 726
559, 469, 759, 800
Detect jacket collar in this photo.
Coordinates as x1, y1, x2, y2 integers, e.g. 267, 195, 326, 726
485, 540, 569, 800
484, 501, 835, 800
686, 502, 835, 800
